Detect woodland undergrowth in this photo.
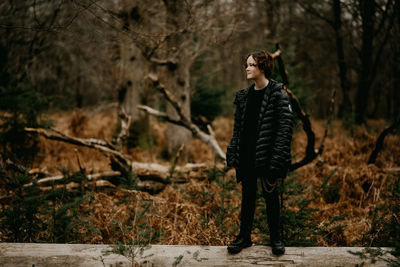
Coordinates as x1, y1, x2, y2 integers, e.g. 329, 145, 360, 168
0, 108, 399, 253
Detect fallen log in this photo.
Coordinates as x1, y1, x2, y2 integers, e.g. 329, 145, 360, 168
24, 171, 122, 187
24, 126, 210, 184
24, 127, 131, 164
23, 162, 210, 194
0, 243, 395, 267
39, 180, 117, 192
133, 162, 207, 182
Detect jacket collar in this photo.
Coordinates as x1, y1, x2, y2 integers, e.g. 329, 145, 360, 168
241, 79, 277, 101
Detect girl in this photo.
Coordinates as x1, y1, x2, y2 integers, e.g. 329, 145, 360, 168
226, 51, 293, 255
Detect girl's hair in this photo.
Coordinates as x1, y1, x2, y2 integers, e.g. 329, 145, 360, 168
244, 51, 274, 78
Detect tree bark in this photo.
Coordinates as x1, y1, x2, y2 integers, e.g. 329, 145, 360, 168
138, 74, 226, 160
161, 0, 193, 157
355, 0, 375, 124
333, 0, 352, 118
393, 50, 400, 119
274, 44, 289, 86
265, 0, 280, 40
116, 2, 151, 124
393, 3, 400, 119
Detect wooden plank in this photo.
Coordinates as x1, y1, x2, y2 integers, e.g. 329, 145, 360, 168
0, 243, 395, 266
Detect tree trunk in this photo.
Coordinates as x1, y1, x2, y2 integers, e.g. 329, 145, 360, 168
333, 0, 352, 118
393, 49, 400, 119
265, 0, 281, 40
162, 0, 192, 157
355, 0, 375, 124
393, 3, 400, 119
118, 35, 148, 123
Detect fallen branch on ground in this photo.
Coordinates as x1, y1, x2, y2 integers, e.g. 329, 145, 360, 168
24, 127, 215, 193
24, 127, 131, 164
23, 171, 122, 187
23, 162, 210, 194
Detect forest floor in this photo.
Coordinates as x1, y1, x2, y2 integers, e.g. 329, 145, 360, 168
5, 105, 400, 247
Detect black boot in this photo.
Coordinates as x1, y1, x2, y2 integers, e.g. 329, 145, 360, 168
271, 239, 285, 255
227, 234, 252, 254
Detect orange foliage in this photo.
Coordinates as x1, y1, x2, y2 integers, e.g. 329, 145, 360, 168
29, 107, 400, 246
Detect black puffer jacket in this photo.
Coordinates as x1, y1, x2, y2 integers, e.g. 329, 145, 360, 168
226, 79, 294, 182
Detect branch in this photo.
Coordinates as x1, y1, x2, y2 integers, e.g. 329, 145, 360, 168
272, 44, 289, 86
24, 127, 131, 164
295, 0, 334, 27
149, 57, 178, 68
368, 118, 400, 164
272, 44, 335, 171
24, 171, 122, 187
375, 0, 393, 35
285, 88, 316, 171
23, 161, 210, 195
144, 74, 226, 160
39, 180, 118, 192
137, 105, 185, 127
370, 1, 396, 85
22, 126, 220, 194
139, 104, 226, 160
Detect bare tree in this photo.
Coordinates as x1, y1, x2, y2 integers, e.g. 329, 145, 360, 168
0, 0, 119, 107
106, 0, 246, 156
294, 0, 397, 123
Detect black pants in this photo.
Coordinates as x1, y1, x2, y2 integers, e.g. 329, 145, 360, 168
239, 174, 281, 242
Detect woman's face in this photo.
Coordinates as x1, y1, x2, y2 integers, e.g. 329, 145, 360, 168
245, 56, 264, 80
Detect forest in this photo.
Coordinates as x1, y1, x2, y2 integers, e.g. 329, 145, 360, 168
0, 0, 399, 263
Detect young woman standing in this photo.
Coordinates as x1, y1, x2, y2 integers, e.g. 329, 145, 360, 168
226, 51, 293, 255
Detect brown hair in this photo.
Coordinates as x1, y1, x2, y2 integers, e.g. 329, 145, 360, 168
244, 51, 274, 78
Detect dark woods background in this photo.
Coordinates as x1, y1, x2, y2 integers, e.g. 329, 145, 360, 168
1, 0, 399, 123
0, 0, 400, 259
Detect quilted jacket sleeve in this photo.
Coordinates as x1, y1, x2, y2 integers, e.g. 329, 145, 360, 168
269, 88, 293, 178
226, 92, 241, 167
